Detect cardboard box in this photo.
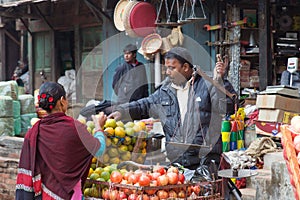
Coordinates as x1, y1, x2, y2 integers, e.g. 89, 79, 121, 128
255, 121, 282, 138
256, 95, 300, 113
258, 109, 299, 123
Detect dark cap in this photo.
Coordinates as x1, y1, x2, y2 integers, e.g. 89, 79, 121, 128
123, 44, 138, 53
166, 47, 193, 66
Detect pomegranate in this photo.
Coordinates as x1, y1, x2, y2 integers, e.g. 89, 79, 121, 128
168, 190, 177, 198
167, 172, 179, 185
157, 190, 169, 199
153, 165, 166, 175
110, 171, 123, 183
138, 174, 151, 186
157, 174, 169, 186
167, 166, 179, 174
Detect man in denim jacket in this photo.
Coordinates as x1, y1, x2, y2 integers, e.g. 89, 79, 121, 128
109, 47, 236, 169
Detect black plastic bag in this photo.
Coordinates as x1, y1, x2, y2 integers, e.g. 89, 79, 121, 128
80, 100, 116, 119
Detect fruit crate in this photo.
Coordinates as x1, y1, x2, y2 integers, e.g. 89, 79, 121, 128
281, 125, 300, 200
84, 179, 224, 200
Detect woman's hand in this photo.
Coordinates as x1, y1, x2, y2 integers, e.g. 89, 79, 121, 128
92, 112, 107, 131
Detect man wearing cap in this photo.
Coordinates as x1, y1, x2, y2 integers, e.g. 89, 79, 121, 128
112, 44, 149, 104
109, 47, 236, 170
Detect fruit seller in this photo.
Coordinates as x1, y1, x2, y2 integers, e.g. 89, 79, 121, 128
109, 47, 237, 170
112, 44, 149, 104
16, 82, 107, 200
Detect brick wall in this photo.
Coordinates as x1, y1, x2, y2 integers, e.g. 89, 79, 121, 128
0, 136, 23, 200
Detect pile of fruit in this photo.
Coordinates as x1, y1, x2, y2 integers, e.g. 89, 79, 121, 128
282, 116, 300, 199
80, 118, 148, 165
84, 164, 206, 199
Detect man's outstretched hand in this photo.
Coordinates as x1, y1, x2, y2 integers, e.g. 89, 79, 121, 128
108, 111, 122, 121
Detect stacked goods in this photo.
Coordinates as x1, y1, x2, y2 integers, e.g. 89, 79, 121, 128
239, 60, 250, 88
221, 120, 231, 152
222, 108, 246, 152
0, 81, 18, 100
0, 96, 14, 136
18, 94, 37, 136
13, 100, 21, 135
84, 164, 222, 199
281, 117, 300, 200
257, 94, 300, 125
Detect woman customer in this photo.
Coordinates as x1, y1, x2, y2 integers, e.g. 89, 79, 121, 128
16, 82, 107, 200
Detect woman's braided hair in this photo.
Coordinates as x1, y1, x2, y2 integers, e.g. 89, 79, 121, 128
38, 82, 66, 112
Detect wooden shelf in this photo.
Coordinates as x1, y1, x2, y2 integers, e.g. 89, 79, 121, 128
241, 27, 259, 30
240, 54, 259, 58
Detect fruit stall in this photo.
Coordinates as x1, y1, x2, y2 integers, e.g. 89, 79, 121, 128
80, 118, 224, 199
281, 116, 300, 200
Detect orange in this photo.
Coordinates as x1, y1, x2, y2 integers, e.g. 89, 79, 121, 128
104, 127, 115, 137
115, 127, 126, 138
88, 168, 94, 177
91, 157, 97, 164
137, 121, 146, 130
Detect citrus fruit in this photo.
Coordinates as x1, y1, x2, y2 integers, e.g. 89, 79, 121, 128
88, 168, 94, 177
107, 148, 119, 157
141, 148, 147, 154
90, 173, 100, 180
121, 151, 131, 161
104, 127, 115, 137
105, 119, 117, 129
96, 177, 106, 182
111, 137, 120, 146
118, 145, 128, 153
103, 166, 111, 173
90, 187, 99, 198
91, 157, 97, 164
90, 163, 96, 170
131, 137, 137, 145
123, 136, 132, 145
116, 120, 124, 127
106, 137, 112, 147
136, 121, 146, 130
86, 121, 95, 130
133, 124, 143, 133
100, 171, 111, 181
87, 126, 92, 134
110, 157, 120, 164
120, 168, 128, 175
140, 141, 147, 149
125, 121, 135, 128
94, 167, 103, 175
127, 144, 133, 152
83, 188, 90, 196
115, 127, 126, 138
110, 163, 118, 171
125, 127, 135, 136
102, 153, 110, 163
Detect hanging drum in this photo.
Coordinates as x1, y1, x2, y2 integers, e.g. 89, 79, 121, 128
122, 1, 157, 37
114, 0, 129, 31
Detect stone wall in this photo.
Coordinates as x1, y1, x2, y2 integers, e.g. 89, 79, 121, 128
0, 136, 23, 200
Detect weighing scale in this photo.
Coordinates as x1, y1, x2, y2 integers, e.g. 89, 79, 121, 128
287, 57, 299, 87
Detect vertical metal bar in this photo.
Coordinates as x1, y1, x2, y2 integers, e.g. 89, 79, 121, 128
228, 5, 240, 96
258, 0, 271, 90
0, 19, 5, 81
